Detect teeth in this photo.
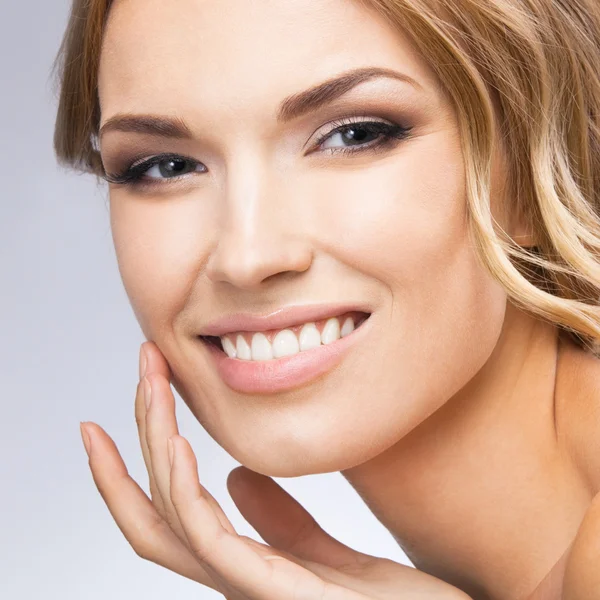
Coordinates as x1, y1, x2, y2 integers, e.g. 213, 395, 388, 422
272, 329, 300, 358
321, 317, 341, 345
222, 336, 237, 358
219, 313, 364, 361
236, 334, 252, 360
251, 332, 273, 361
298, 322, 321, 351
341, 316, 355, 337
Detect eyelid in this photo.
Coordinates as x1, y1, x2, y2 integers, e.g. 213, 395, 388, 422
103, 152, 204, 184
103, 110, 412, 186
132, 152, 200, 171
305, 111, 399, 151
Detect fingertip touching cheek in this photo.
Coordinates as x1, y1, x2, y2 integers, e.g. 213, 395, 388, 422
98, 0, 509, 478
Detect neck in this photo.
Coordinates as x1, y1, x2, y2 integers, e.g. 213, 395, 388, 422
340, 301, 582, 599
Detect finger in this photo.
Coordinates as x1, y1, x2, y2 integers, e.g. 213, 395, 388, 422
144, 373, 237, 536
141, 341, 238, 533
169, 435, 340, 600
143, 372, 193, 547
81, 422, 220, 592
227, 467, 375, 570
134, 376, 167, 517
140, 340, 172, 381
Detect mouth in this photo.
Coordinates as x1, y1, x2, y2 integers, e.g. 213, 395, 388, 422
196, 311, 373, 395
198, 311, 371, 359
201, 336, 225, 351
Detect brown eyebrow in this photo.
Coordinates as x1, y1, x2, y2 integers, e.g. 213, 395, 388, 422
99, 114, 194, 140
99, 66, 422, 139
277, 66, 422, 121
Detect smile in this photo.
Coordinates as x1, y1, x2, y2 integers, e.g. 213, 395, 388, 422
198, 312, 373, 394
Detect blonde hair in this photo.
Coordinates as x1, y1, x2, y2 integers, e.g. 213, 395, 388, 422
53, 0, 600, 354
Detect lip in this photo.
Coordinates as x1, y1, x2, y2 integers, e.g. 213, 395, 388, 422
199, 312, 374, 395
198, 302, 373, 336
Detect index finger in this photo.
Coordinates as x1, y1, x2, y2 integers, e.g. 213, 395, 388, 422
140, 341, 171, 380
169, 435, 368, 600
82, 422, 221, 592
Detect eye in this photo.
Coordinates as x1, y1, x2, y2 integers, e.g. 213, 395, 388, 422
145, 157, 203, 179
312, 116, 412, 156
102, 116, 412, 188
103, 153, 206, 186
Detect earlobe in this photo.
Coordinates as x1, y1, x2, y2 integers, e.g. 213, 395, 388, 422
510, 223, 537, 249
490, 149, 537, 249
507, 203, 537, 249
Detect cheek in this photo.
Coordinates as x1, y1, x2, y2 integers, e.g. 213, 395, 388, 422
312, 133, 508, 406
109, 192, 213, 339
312, 133, 473, 287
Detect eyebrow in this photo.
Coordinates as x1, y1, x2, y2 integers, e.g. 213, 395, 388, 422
98, 66, 422, 140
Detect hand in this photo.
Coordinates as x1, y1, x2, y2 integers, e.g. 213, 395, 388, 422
79, 341, 473, 600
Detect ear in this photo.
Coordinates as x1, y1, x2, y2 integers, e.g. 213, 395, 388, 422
509, 206, 537, 248
491, 142, 537, 249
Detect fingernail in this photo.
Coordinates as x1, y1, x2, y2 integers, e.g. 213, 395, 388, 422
143, 376, 152, 410
139, 345, 148, 379
80, 422, 92, 457
167, 437, 174, 467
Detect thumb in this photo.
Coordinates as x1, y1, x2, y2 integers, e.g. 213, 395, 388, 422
226, 466, 373, 570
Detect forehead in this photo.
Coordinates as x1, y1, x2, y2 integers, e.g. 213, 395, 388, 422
98, 0, 438, 120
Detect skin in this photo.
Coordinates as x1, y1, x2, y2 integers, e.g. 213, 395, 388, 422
85, 0, 600, 598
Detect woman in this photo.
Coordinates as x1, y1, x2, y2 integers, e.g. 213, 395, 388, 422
53, 0, 600, 598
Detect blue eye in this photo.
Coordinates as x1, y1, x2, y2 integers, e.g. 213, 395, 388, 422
103, 118, 412, 188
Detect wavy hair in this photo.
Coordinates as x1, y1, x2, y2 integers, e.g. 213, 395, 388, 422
53, 0, 600, 354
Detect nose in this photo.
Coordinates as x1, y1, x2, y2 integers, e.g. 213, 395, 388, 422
203, 164, 313, 290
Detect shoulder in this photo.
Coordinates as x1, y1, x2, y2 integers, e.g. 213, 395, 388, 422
554, 333, 600, 495
545, 334, 600, 599
562, 491, 600, 599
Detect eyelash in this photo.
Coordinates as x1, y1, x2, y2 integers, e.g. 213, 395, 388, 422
103, 116, 413, 188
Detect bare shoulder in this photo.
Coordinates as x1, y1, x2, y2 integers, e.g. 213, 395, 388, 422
555, 333, 600, 495
562, 490, 600, 599
530, 334, 600, 599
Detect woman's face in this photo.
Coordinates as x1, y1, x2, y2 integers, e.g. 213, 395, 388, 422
98, 0, 510, 476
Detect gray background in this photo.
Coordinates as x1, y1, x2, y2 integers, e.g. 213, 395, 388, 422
2, 1, 412, 598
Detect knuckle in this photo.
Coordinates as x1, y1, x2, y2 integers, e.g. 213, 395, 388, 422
133, 543, 152, 561
290, 571, 327, 600
130, 531, 157, 561
162, 509, 181, 534
170, 494, 185, 512
149, 486, 165, 510
129, 512, 168, 561
190, 524, 226, 564
188, 540, 211, 563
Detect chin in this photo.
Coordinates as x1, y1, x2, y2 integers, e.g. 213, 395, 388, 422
222, 418, 402, 478
229, 449, 361, 478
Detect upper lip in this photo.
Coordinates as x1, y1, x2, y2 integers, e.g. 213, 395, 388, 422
198, 303, 373, 336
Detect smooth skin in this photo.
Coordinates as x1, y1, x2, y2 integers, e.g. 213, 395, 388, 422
79, 333, 600, 600
79, 342, 471, 600
89, 0, 600, 598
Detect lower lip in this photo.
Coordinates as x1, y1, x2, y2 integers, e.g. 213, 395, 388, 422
199, 314, 373, 395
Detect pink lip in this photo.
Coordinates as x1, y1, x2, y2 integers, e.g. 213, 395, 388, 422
199, 313, 373, 394
198, 302, 373, 336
